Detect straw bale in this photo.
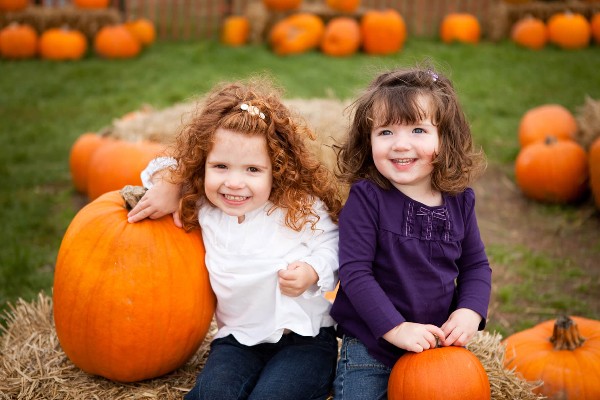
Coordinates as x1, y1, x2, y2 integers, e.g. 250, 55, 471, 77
576, 96, 600, 150
1, 292, 543, 399
0, 5, 121, 40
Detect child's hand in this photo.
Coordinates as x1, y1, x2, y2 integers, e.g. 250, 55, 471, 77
278, 261, 319, 297
383, 322, 445, 353
127, 178, 182, 227
440, 308, 482, 347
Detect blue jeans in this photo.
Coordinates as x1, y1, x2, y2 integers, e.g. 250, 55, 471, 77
333, 335, 391, 400
184, 327, 338, 400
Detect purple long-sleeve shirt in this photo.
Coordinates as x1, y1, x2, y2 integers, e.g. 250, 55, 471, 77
330, 179, 492, 367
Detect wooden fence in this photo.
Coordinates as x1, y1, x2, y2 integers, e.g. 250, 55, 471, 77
29, 0, 497, 40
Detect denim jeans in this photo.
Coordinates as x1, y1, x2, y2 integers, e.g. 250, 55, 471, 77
332, 335, 391, 400
184, 327, 338, 400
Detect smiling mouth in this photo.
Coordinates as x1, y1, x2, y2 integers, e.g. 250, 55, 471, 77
223, 194, 249, 202
392, 158, 415, 165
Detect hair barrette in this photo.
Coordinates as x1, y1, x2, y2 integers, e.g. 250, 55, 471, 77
428, 70, 439, 82
240, 103, 265, 120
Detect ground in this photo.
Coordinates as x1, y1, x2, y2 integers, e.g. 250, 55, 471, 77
472, 163, 600, 335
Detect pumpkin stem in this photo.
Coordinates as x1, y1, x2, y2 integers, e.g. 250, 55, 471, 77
120, 185, 147, 210
549, 315, 585, 351
544, 136, 558, 145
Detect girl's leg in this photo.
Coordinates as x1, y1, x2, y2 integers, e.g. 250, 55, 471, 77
332, 335, 391, 400
184, 335, 265, 400
249, 327, 338, 400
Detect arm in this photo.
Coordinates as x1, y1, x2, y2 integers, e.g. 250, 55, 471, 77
127, 157, 183, 226
278, 199, 339, 297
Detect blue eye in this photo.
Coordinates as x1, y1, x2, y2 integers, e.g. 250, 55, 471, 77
413, 128, 425, 134
248, 167, 260, 173
380, 129, 393, 136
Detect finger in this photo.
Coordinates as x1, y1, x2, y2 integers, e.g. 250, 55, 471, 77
127, 207, 149, 223
173, 211, 183, 228
443, 329, 461, 346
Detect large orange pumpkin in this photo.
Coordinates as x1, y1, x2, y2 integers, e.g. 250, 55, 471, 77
511, 16, 547, 50
440, 13, 481, 44
269, 13, 325, 55
0, 0, 28, 11
0, 22, 37, 59
589, 137, 600, 209
320, 17, 361, 57
503, 316, 600, 399
94, 24, 141, 59
515, 137, 588, 204
547, 12, 591, 50
262, 0, 302, 12
86, 140, 165, 200
388, 346, 490, 400
69, 133, 111, 195
39, 27, 88, 61
518, 104, 578, 148
221, 15, 250, 46
124, 18, 156, 47
54, 187, 216, 382
360, 9, 406, 55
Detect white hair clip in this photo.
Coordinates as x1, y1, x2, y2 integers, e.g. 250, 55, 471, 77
240, 103, 265, 120
429, 71, 439, 82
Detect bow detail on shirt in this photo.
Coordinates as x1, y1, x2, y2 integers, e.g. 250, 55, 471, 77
415, 206, 450, 241
416, 207, 447, 220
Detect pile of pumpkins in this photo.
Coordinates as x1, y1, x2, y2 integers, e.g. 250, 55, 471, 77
221, 0, 484, 56
511, 10, 600, 50
514, 103, 600, 208
0, 0, 156, 60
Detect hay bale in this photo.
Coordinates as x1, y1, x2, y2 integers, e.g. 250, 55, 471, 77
576, 96, 600, 150
1, 293, 543, 399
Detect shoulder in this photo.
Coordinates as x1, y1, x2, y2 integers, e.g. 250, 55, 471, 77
444, 188, 477, 222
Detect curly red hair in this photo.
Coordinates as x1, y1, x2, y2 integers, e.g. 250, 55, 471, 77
170, 78, 342, 232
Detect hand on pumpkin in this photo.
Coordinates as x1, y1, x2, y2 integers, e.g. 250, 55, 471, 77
383, 322, 446, 353
440, 308, 482, 347
278, 261, 319, 297
127, 174, 182, 227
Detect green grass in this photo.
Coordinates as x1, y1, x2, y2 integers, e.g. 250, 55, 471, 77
1, 38, 599, 330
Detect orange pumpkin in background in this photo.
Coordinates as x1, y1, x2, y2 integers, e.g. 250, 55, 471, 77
69, 133, 111, 195
262, 0, 302, 12
360, 9, 406, 55
221, 16, 250, 46
269, 13, 325, 55
124, 18, 156, 47
591, 12, 600, 44
388, 346, 490, 400
94, 24, 141, 59
503, 316, 600, 399
547, 11, 591, 49
0, 22, 37, 59
54, 188, 216, 382
518, 104, 578, 147
515, 137, 588, 204
86, 140, 165, 200
39, 27, 88, 61
321, 17, 361, 57
72, 0, 109, 8
511, 16, 547, 50
589, 137, 600, 209
326, 0, 360, 13
440, 13, 481, 44
0, 0, 28, 11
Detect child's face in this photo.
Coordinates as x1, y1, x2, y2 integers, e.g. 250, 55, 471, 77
370, 96, 439, 196
204, 128, 273, 222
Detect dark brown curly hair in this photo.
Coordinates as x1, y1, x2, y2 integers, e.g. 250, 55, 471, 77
335, 65, 486, 195
169, 78, 342, 232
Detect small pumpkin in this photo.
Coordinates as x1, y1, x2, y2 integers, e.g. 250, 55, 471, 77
547, 11, 591, 50
94, 24, 141, 59
388, 346, 490, 400
518, 104, 578, 148
262, 0, 302, 12
0, 0, 28, 11
39, 27, 88, 61
440, 13, 481, 44
269, 13, 325, 55
54, 186, 216, 382
591, 12, 600, 44
221, 16, 250, 47
326, 0, 360, 13
515, 137, 588, 204
360, 9, 406, 55
86, 140, 165, 200
124, 18, 156, 47
511, 16, 547, 50
503, 316, 600, 399
72, 0, 109, 8
320, 17, 361, 57
589, 137, 600, 209
0, 22, 37, 59
69, 133, 111, 195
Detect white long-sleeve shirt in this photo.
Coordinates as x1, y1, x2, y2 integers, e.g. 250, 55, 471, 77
142, 158, 338, 345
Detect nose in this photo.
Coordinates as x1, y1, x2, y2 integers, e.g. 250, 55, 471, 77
224, 172, 245, 189
391, 133, 410, 151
